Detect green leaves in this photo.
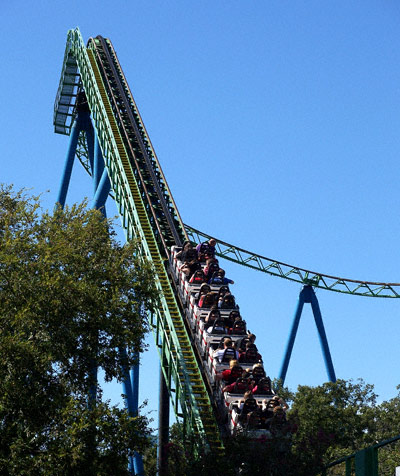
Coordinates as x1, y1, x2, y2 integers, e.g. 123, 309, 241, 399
0, 185, 158, 475
145, 380, 400, 476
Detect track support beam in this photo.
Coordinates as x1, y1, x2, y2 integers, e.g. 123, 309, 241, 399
158, 367, 170, 476
279, 285, 336, 385
56, 110, 92, 207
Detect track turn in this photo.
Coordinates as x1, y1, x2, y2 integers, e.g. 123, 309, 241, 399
53, 26, 400, 456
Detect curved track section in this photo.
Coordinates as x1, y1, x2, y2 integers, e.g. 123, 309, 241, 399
185, 225, 400, 298
54, 38, 400, 300
53, 26, 400, 455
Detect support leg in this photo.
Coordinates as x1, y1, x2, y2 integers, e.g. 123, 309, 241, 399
280, 285, 336, 385
56, 116, 82, 207
309, 289, 337, 382
158, 368, 170, 476
120, 348, 137, 475
92, 168, 111, 211
130, 352, 144, 476
130, 352, 140, 416
279, 288, 306, 385
93, 135, 105, 193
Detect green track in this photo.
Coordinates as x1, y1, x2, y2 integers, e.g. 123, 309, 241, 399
54, 28, 222, 451
54, 30, 400, 301
54, 24, 400, 454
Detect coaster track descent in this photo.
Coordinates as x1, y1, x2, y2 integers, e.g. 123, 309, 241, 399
54, 28, 222, 450
53, 26, 400, 456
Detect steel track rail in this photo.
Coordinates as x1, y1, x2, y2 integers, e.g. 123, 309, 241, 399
56, 81, 400, 299
86, 48, 222, 450
89, 35, 186, 252
103, 38, 188, 247
87, 37, 171, 255
53, 28, 223, 451
88, 37, 226, 437
185, 225, 400, 298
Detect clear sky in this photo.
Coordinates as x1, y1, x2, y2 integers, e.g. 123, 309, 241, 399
2, 1, 400, 428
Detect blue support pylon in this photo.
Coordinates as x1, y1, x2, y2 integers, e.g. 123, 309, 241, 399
92, 168, 111, 210
56, 101, 144, 475
56, 111, 92, 207
279, 285, 336, 385
279, 289, 305, 385
120, 348, 144, 475
93, 135, 104, 194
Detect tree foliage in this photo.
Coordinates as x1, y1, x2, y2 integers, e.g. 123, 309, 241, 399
289, 379, 378, 472
144, 380, 400, 476
0, 186, 159, 475
289, 380, 400, 475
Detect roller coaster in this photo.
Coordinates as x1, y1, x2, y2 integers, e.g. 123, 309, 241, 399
53, 28, 400, 473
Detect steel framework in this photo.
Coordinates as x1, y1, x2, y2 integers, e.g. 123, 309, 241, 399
54, 29, 222, 459
185, 225, 400, 299
54, 27, 400, 475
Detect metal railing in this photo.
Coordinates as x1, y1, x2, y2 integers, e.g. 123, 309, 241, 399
322, 434, 400, 476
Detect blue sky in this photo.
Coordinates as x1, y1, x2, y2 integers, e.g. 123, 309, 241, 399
2, 1, 400, 427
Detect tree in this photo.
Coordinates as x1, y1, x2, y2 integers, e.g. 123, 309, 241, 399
145, 379, 400, 476
0, 185, 159, 475
288, 380, 400, 475
372, 386, 400, 476
288, 379, 378, 474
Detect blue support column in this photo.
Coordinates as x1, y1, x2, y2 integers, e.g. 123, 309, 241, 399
56, 115, 83, 207
279, 285, 336, 385
309, 288, 337, 382
93, 135, 105, 193
56, 111, 94, 207
86, 119, 95, 174
119, 348, 137, 474
279, 288, 306, 384
130, 352, 144, 476
130, 352, 140, 417
92, 168, 111, 211
133, 451, 145, 476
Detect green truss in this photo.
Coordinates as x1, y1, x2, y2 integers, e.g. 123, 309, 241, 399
53, 33, 400, 301
53, 32, 400, 301
185, 225, 400, 298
